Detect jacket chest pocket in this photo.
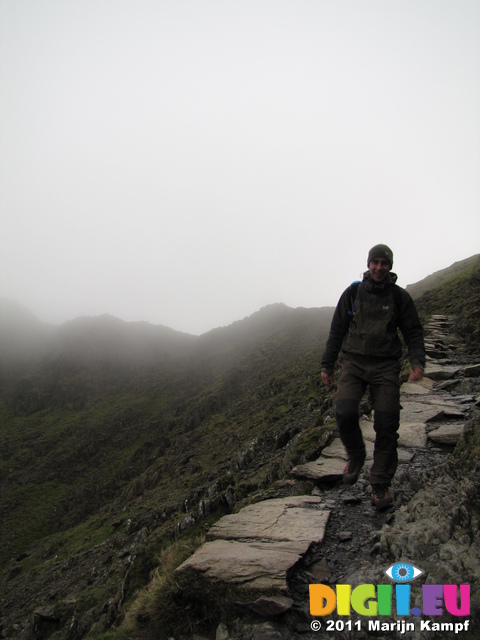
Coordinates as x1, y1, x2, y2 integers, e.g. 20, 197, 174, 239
374, 296, 397, 331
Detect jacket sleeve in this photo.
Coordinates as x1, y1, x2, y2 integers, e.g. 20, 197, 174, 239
397, 288, 426, 370
321, 288, 352, 374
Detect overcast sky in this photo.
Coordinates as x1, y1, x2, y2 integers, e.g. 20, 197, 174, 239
1, 1, 479, 335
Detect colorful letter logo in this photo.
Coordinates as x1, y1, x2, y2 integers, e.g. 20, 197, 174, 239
309, 562, 470, 618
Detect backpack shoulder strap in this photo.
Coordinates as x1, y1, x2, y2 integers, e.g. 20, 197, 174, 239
348, 281, 362, 318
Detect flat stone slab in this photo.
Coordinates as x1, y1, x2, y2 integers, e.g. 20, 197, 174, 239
424, 364, 461, 380
176, 539, 304, 591
361, 418, 427, 448
464, 363, 480, 378
291, 456, 345, 482
427, 423, 466, 445
176, 496, 332, 594
397, 422, 428, 448
418, 377, 436, 390
400, 381, 432, 395
207, 495, 329, 546
451, 395, 475, 405
320, 438, 348, 459
313, 438, 414, 468
435, 407, 468, 420
321, 438, 374, 461
399, 401, 461, 423
398, 448, 415, 463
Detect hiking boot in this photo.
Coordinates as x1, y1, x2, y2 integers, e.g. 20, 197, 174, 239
342, 457, 365, 484
371, 484, 393, 510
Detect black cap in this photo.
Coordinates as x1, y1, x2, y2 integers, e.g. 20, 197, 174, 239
368, 244, 393, 267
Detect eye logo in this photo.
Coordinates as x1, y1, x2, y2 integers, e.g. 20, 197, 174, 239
385, 562, 423, 583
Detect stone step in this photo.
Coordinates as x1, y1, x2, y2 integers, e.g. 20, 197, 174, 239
424, 364, 461, 380
464, 363, 480, 377
400, 379, 434, 395
427, 423, 467, 445
398, 399, 467, 423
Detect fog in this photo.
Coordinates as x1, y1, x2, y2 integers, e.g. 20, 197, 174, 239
1, 1, 479, 335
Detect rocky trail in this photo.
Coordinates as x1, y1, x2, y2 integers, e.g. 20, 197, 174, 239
176, 316, 480, 640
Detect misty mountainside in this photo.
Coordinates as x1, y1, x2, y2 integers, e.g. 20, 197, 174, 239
0, 303, 195, 367
0, 299, 335, 559
0, 300, 56, 363
0, 301, 334, 414
0, 254, 479, 640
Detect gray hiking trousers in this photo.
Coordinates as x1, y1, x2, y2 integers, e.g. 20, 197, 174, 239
334, 355, 401, 485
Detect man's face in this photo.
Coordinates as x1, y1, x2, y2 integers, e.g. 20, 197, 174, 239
368, 257, 391, 282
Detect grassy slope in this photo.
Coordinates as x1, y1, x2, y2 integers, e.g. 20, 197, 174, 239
407, 253, 480, 353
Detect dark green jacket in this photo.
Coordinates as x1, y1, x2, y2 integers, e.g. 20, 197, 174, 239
321, 272, 425, 374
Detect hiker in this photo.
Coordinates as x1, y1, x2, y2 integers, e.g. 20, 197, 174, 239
320, 244, 426, 510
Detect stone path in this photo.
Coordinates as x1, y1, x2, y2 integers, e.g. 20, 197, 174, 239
175, 315, 478, 624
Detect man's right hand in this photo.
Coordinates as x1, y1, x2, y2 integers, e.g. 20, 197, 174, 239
321, 371, 334, 387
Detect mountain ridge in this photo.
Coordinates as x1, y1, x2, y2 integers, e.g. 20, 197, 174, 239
3, 252, 478, 339
405, 253, 480, 298
2, 253, 478, 358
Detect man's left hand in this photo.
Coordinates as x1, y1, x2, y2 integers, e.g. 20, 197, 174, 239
321, 371, 334, 387
409, 367, 424, 382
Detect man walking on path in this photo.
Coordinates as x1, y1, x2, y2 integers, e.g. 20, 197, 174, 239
321, 244, 426, 510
